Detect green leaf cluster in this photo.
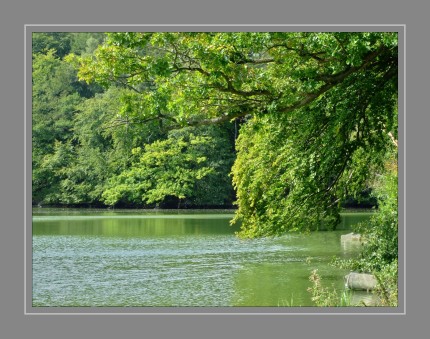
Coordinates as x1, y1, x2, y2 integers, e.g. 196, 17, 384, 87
102, 125, 234, 208
333, 156, 398, 306
32, 50, 83, 203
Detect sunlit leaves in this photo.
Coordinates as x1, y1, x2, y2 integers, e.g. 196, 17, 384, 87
72, 32, 397, 144
32, 51, 84, 203
232, 55, 398, 237
102, 125, 234, 207
70, 32, 397, 234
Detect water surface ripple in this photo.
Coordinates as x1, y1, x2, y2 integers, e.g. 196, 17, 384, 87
32, 210, 372, 307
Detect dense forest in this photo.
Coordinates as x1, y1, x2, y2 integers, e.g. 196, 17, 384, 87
32, 32, 238, 209
32, 32, 398, 305
32, 32, 396, 212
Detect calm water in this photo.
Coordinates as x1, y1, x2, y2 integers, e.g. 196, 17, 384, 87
32, 209, 373, 307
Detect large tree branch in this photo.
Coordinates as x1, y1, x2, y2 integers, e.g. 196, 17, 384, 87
234, 58, 275, 65
268, 43, 334, 63
108, 45, 391, 131
172, 65, 210, 76
185, 111, 248, 127
173, 64, 272, 97
184, 46, 388, 127
279, 46, 388, 114
217, 82, 272, 97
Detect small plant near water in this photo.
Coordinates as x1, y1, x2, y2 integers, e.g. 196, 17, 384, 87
307, 269, 353, 307
332, 161, 398, 307
277, 294, 299, 307
373, 259, 398, 306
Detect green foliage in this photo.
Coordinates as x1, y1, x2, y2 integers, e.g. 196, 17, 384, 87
307, 269, 353, 307
231, 116, 298, 236
355, 167, 398, 271
69, 32, 106, 55
33, 32, 106, 58
334, 155, 398, 306
102, 126, 235, 207
34, 32, 398, 234
44, 86, 165, 205
231, 86, 396, 237
32, 34, 106, 205
35, 140, 77, 204
75, 32, 396, 128
73, 31, 397, 227
32, 33, 73, 58
32, 51, 83, 203
32, 33, 236, 208
373, 259, 398, 306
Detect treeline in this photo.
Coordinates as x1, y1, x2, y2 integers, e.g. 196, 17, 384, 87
32, 33, 236, 208
32, 32, 379, 210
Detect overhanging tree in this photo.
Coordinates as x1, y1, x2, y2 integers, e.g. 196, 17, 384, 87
72, 32, 398, 236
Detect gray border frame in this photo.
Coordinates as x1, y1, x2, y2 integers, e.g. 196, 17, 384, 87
25, 25, 405, 315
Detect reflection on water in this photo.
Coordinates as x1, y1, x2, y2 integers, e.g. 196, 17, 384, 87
32, 209, 374, 307
33, 217, 239, 237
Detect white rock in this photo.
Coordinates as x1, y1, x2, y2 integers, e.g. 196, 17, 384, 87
344, 272, 377, 291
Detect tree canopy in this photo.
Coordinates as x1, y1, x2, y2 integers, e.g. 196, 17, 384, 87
70, 32, 398, 236
33, 31, 398, 234
32, 32, 237, 208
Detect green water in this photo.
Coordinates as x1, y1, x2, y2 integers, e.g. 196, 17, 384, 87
32, 209, 373, 307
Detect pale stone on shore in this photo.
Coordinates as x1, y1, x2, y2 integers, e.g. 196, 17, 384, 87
340, 232, 363, 243
344, 272, 377, 291
340, 232, 366, 251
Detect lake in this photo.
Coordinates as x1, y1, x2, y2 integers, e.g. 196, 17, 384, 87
32, 209, 373, 307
